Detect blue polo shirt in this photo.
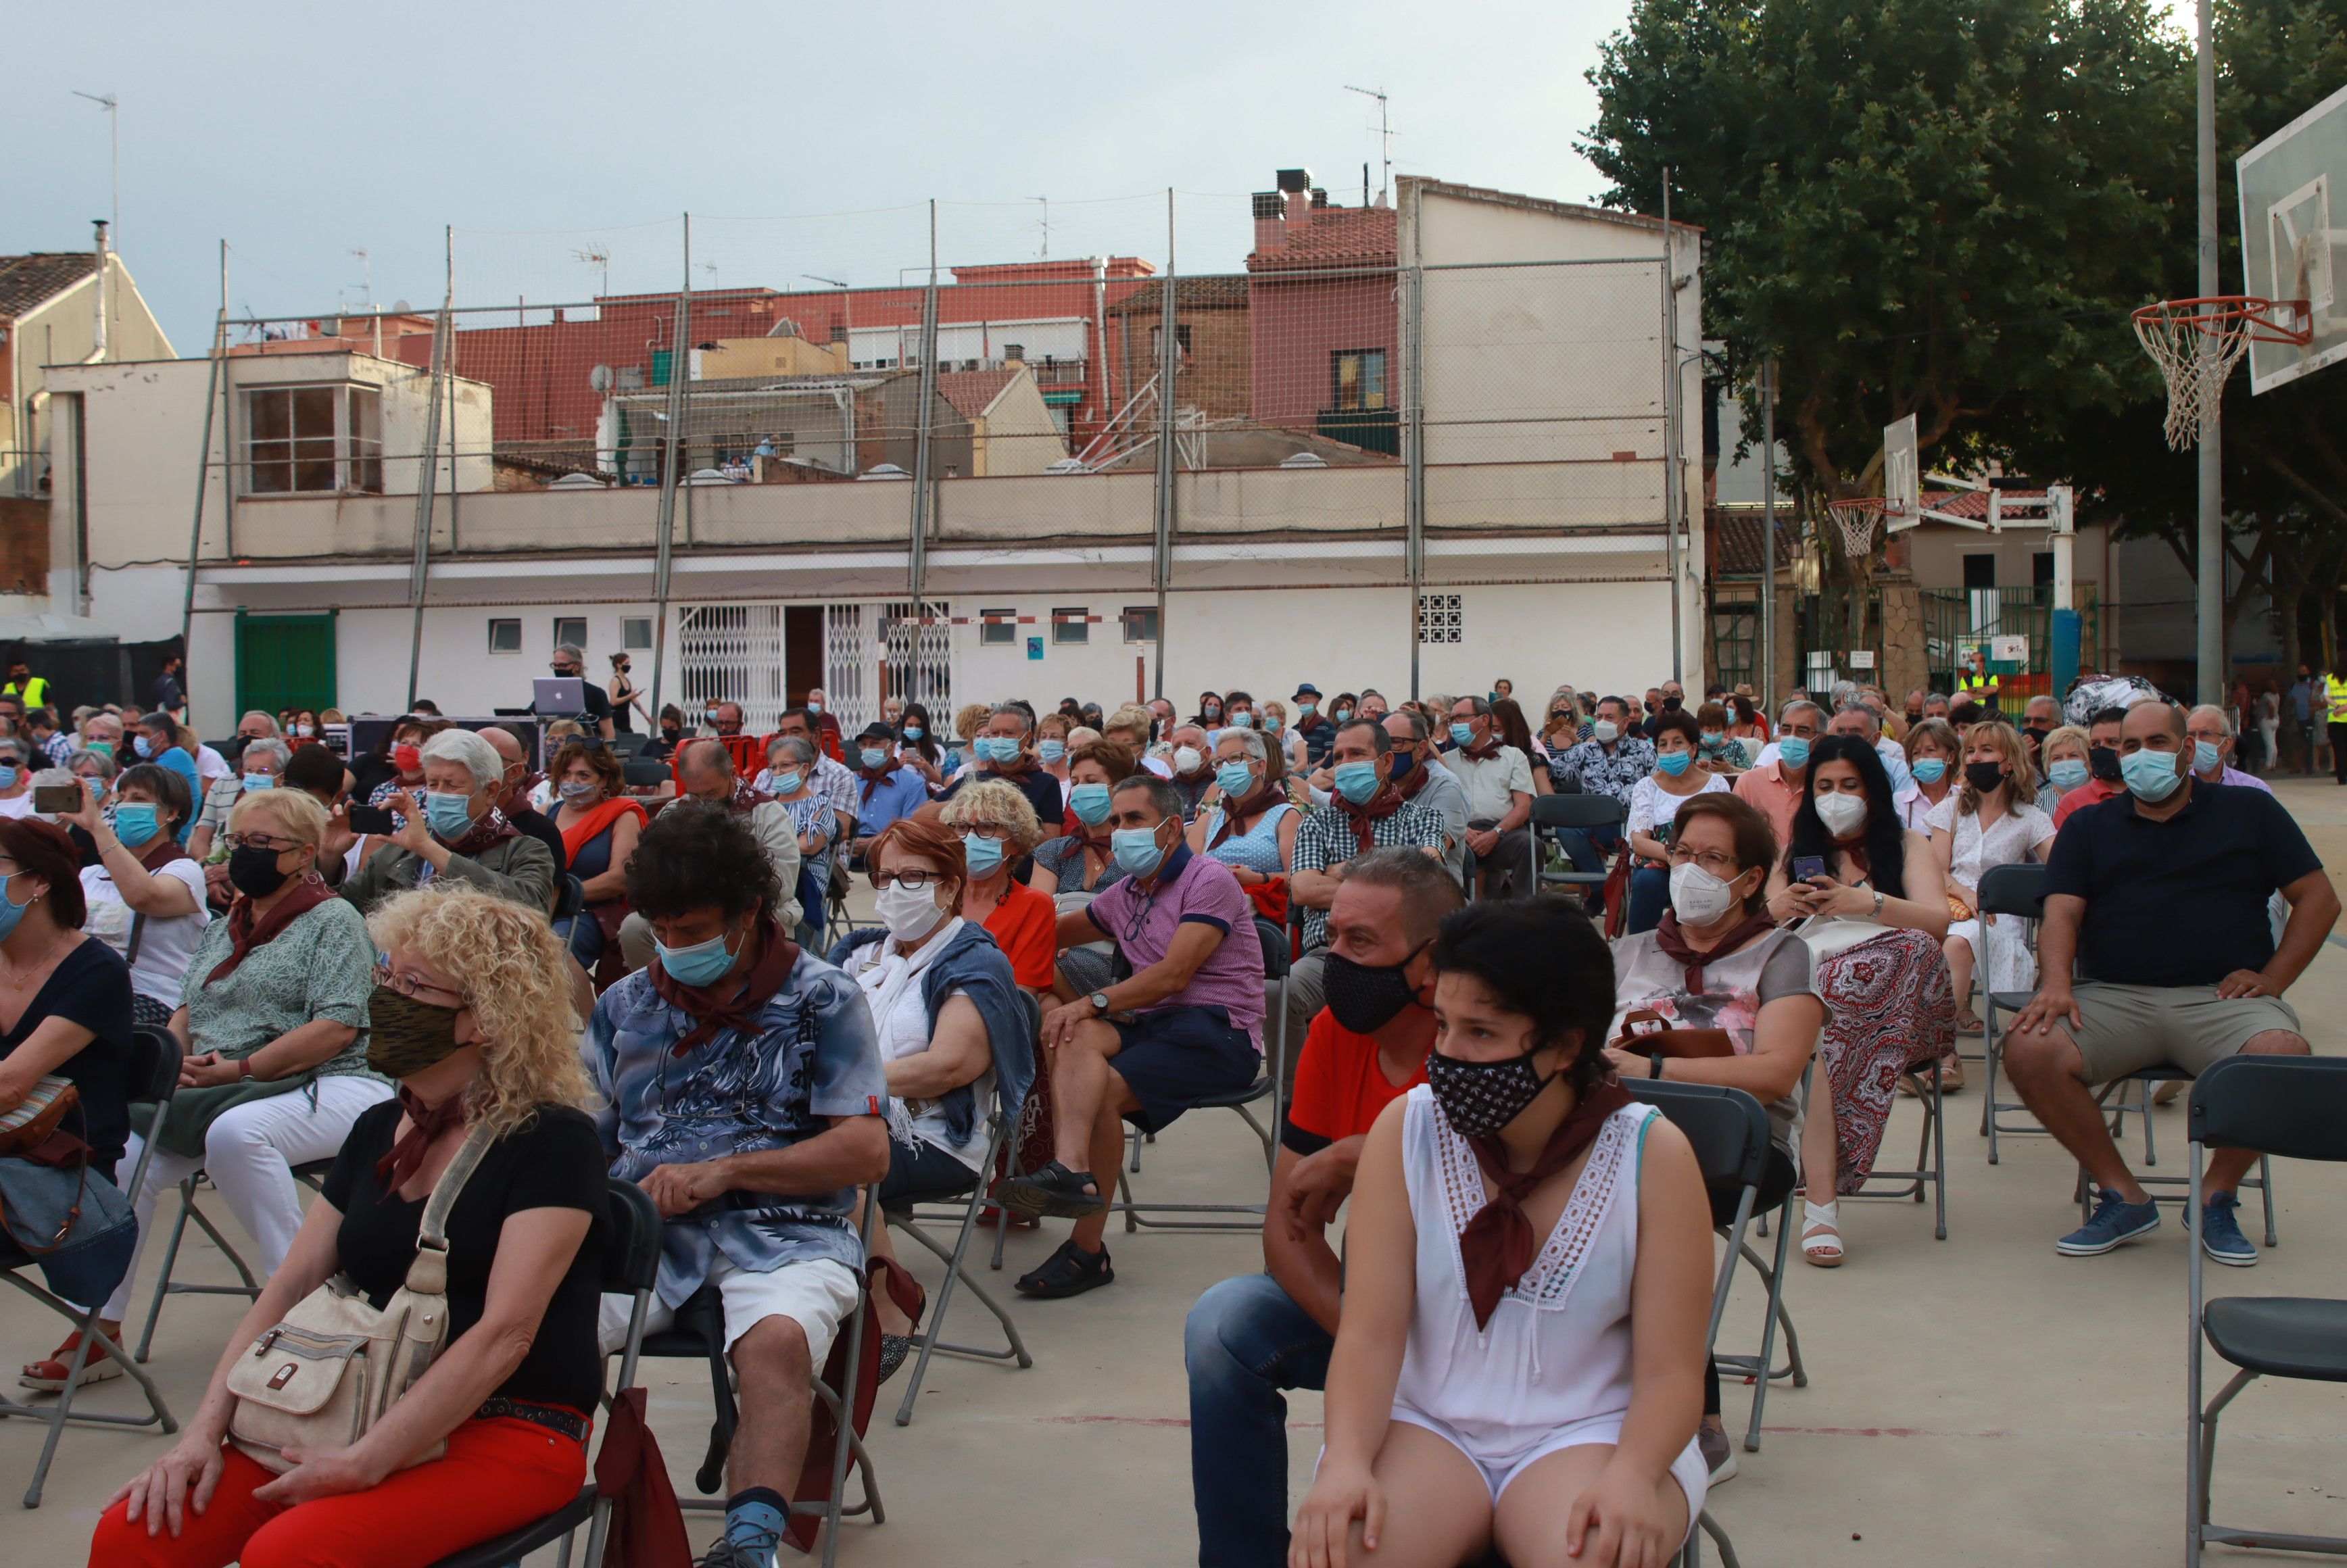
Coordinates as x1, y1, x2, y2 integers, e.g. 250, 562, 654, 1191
848, 763, 929, 838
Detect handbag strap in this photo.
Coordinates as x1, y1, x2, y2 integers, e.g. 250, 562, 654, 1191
401, 1123, 496, 1295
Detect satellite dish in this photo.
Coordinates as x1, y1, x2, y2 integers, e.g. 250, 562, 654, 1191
391, 299, 412, 314
589, 364, 613, 393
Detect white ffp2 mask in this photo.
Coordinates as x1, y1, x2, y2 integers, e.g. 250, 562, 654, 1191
1814, 791, 1868, 839
1668, 861, 1741, 925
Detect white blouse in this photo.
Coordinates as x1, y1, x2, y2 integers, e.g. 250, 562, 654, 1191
1626, 770, 1730, 839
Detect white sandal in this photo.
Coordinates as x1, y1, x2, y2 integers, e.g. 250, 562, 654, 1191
1801, 1200, 1844, 1268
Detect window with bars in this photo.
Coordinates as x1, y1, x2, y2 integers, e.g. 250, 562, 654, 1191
1417, 593, 1463, 644
243, 385, 382, 495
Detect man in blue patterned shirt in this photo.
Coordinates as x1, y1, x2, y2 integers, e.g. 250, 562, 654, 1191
1552, 695, 1655, 872
588, 801, 888, 1568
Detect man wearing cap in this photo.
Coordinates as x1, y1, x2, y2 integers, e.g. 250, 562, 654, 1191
847, 720, 929, 866
1292, 684, 1336, 768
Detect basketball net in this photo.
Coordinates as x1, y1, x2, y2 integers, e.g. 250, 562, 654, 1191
2132, 296, 2311, 451
1827, 497, 1889, 560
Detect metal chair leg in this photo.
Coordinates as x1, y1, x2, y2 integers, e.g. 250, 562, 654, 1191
134, 1179, 199, 1363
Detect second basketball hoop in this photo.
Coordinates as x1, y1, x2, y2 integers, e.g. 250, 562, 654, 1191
2131, 295, 2311, 450
1827, 496, 1892, 560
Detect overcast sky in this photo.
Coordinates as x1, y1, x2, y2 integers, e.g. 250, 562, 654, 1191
11, 0, 1648, 351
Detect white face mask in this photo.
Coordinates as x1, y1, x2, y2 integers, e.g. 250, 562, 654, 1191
1668, 861, 1743, 925
875, 879, 947, 943
1173, 745, 1203, 775
1814, 791, 1868, 839
1593, 720, 1620, 744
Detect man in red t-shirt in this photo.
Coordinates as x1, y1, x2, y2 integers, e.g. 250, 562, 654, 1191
1184, 847, 1460, 1567
2054, 708, 2130, 831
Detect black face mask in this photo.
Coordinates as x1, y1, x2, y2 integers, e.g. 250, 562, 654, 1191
1662, 695, 1683, 711
1321, 943, 1428, 1035
2022, 725, 2050, 749
1426, 1048, 1558, 1140
2088, 744, 2123, 783
1964, 760, 2008, 793
366, 987, 465, 1078
227, 843, 293, 899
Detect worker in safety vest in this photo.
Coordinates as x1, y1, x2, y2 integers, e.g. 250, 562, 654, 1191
1957, 649, 2000, 710
2, 658, 51, 712
2325, 664, 2347, 785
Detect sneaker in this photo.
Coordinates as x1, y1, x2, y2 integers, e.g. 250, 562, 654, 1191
696, 1538, 774, 1568
1698, 1422, 1738, 1486
2200, 1193, 2259, 1268
2056, 1188, 2162, 1256
997, 1160, 1107, 1221
1015, 1238, 1115, 1298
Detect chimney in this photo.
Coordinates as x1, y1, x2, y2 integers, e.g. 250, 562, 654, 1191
1251, 191, 1284, 255
91, 219, 110, 361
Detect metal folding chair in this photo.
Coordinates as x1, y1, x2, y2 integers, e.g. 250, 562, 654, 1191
1629, 1078, 1804, 1453
428, 1179, 661, 1568
1845, 1053, 1947, 1241
1, 1025, 182, 1507
1530, 792, 1625, 909
1976, 862, 2048, 1160
2185, 1056, 2347, 1566
134, 1156, 335, 1363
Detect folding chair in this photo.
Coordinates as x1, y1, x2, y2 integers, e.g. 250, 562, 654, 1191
1629, 1078, 1804, 1454
1844, 1054, 1947, 1242
428, 1179, 661, 1568
134, 1156, 335, 1362
636, 1185, 886, 1568
884, 993, 1039, 1427
2, 1025, 182, 1507
1116, 916, 1289, 1232
1530, 792, 1625, 910
1976, 862, 2048, 1161
1473, 1509, 1742, 1568
2185, 1055, 2347, 1566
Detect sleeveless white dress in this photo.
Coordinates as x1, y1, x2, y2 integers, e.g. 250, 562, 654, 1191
1389, 1086, 1710, 1521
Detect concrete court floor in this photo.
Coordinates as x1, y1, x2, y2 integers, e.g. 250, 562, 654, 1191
9, 775, 2347, 1566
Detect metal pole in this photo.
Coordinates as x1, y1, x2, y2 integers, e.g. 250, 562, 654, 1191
1761, 358, 1777, 710
2194, 0, 2223, 704
404, 228, 452, 711
1152, 188, 1176, 702
910, 201, 939, 605
1661, 172, 1685, 685
1403, 181, 1426, 702
647, 214, 691, 721
177, 241, 227, 672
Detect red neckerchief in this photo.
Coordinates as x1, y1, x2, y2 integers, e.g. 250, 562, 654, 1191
136, 834, 191, 871
1207, 781, 1284, 849
856, 762, 898, 804
1653, 908, 1779, 993
647, 916, 800, 1057
728, 777, 773, 812
1459, 1077, 1635, 1329
1830, 835, 1871, 877
374, 1086, 466, 1196
1332, 783, 1405, 854
1394, 757, 1434, 800
210, 873, 335, 985
986, 753, 1038, 780
1458, 736, 1505, 762
444, 804, 521, 859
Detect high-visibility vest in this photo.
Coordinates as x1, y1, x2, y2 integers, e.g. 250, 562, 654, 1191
3, 677, 49, 709
2325, 675, 2347, 718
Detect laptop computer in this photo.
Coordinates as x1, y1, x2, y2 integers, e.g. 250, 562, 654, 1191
533, 676, 587, 714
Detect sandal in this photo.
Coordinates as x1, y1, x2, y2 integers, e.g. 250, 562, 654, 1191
877, 1333, 915, 1385
1015, 1238, 1115, 1299
20, 1328, 122, 1393
1801, 1202, 1844, 1268
1954, 1010, 1984, 1035
1939, 1059, 1966, 1092
997, 1160, 1107, 1221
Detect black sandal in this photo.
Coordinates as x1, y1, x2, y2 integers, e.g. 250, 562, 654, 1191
998, 1160, 1107, 1220
877, 1333, 915, 1384
1015, 1238, 1115, 1299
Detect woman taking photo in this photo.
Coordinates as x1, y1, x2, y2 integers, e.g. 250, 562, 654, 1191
91, 883, 608, 1568
1927, 720, 2054, 1037
1291, 898, 1713, 1568
1895, 717, 1960, 831
896, 701, 946, 791
547, 739, 646, 978
1623, 711, 1730, 935
938, 781, 1058, 998
358, 716, 443, 814
70, 765, 208, 1029
1762, 737, 1952, 1267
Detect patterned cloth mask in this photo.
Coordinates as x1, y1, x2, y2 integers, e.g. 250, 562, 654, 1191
1425, 1048, 1557, 1139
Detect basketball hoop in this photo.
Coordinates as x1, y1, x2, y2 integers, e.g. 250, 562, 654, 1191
1826, 497, 1891, 560
2132, 296, 2312, 450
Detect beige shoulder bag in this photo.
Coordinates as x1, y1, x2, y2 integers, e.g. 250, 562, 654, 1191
226, 1123, 494, 1473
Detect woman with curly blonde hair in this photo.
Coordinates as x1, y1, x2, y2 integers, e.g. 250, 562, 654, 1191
95, 881, 613, 1568
938, 780, 1058, 995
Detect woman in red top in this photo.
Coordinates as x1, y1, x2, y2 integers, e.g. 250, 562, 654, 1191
938, 781, 1058, 996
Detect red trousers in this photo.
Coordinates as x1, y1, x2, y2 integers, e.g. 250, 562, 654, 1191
89, 1415, 586, 1568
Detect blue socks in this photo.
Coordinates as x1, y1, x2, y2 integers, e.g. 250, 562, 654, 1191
725, 1487, 790, 1558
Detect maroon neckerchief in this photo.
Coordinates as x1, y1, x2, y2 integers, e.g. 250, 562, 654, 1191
1653, 908, 1779, 993
208, 873, 334, 985
374, 1086, 466, 1197
986, 752, 1038, 780
647, 916, 801, 1057
1457, 735, 1505, 762
1829, 835, 1872, 878
728, 777, 774, 812
856, 762, 898, 804
1207, 781, 1284, 849
1332, 782, 1406, 854
1459, 1076, 1635, 1328
443, 804, 521, 860
135, 833, 191, 872
1395, 756, 1436, 801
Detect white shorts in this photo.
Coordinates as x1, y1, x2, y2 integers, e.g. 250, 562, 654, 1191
598, 1253, 861, 1367
1388, 1403, 1710, 1540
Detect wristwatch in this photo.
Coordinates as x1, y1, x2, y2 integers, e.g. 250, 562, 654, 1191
1869, 889, 1886, 920
237, 1056, 254, 1081
1648, 1053, 1665, 1079
1089, 991, 1113, 1016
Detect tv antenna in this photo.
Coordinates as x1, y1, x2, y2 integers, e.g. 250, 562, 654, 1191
1345, 84, 1392, 203
349, 249, 373, 310
71, 91, 119, 241
1033, 195, 1050, 260
572, 244, 610, 298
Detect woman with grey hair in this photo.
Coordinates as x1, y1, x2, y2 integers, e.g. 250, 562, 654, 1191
338, 727, 556, 913
189, 736, 292, 860
1186, 724, 1298, 883
67, 746, 118, 788
764, 732, 838, 941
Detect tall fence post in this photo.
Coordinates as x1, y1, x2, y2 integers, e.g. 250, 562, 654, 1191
178, 240, 227, 675
1151, 189, 1176, 702
1760, 358, 1777, 712
1660, 175, 1684, 686
910, 200, 940, 605
403, 228, 453, 712
1403, 184, 1426, 703
647, 214, 692, 722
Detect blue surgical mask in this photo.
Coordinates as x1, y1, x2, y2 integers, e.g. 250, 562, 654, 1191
1333, 760, 1382, 804
1068, 781, 1113, 824
2194, 739, 2223, 775
980, 737, 1016, 765
1039, 739, 1067, 764
1778, 737, 1812, 771
656, 923, 742, 987
1215, 761, 1255, 796
1449, 722, 1476, 749
0, 767, 16, 792
113, 802, 160, 847
1331, 708, 1353, 724
859, 747, 891, 770
1298, 704, 1317, 717
2048, 758, 2089, 791
423, 790, 476, 840
1226, 712, 1255, 729
1112, 825, 1167, 877
767, 769, 803, 796
1700, 731, 1726, 750
2121, 747, 2185, 802
961, 831, 1007, 877
0, 874, 26, 944
902, 725, 924, 741
1263, 714, 1283, 734
806, 700, 823, 714
1656, 750, 1693, 777
132, 735, 153, 760
1910, 757, 1948, 785
242, 773, 275, 793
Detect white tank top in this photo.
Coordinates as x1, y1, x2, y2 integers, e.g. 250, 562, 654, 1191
1393, 1085, 1656, 1451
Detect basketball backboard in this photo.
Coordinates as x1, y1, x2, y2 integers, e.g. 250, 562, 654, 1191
2240, 80, 2347, 393
1883, 413, 1920, 528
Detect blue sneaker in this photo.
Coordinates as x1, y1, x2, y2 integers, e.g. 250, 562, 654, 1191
2200, 1193, 2258, 1267
2056, 1188, 2162, 1256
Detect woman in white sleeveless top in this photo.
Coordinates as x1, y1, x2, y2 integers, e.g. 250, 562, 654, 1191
1290, 900, 1714, 1568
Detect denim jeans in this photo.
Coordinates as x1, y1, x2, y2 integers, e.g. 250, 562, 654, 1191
1626, 863, 1670, 933
1185, 1273, 1334, 1568
1553, 820, 1622, 874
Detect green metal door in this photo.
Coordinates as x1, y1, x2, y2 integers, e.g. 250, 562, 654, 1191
235, 612, 337, 720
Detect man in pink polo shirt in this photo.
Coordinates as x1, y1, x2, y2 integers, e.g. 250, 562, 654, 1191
1733, 697, 1824, 843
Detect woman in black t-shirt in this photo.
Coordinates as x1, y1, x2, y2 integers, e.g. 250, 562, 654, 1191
95, 885, 607, 1568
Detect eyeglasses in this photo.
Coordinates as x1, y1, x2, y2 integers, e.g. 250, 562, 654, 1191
222, 831, 301, 854
869, 868, 950, 889
1664, 843, 1743, 879
374, 956, 465, 1003
959, 823, 1013, 841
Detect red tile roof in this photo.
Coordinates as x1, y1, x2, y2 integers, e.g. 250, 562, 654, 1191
1246, 206, 1397, 274
1921, 488, 2047, 518
934, 368, 1021, 419
0, 253, 99, 318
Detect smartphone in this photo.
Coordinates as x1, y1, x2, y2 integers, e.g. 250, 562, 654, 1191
346, 804, 397, 835
32, 783, 82, 815
1792, 855, 1827, 883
